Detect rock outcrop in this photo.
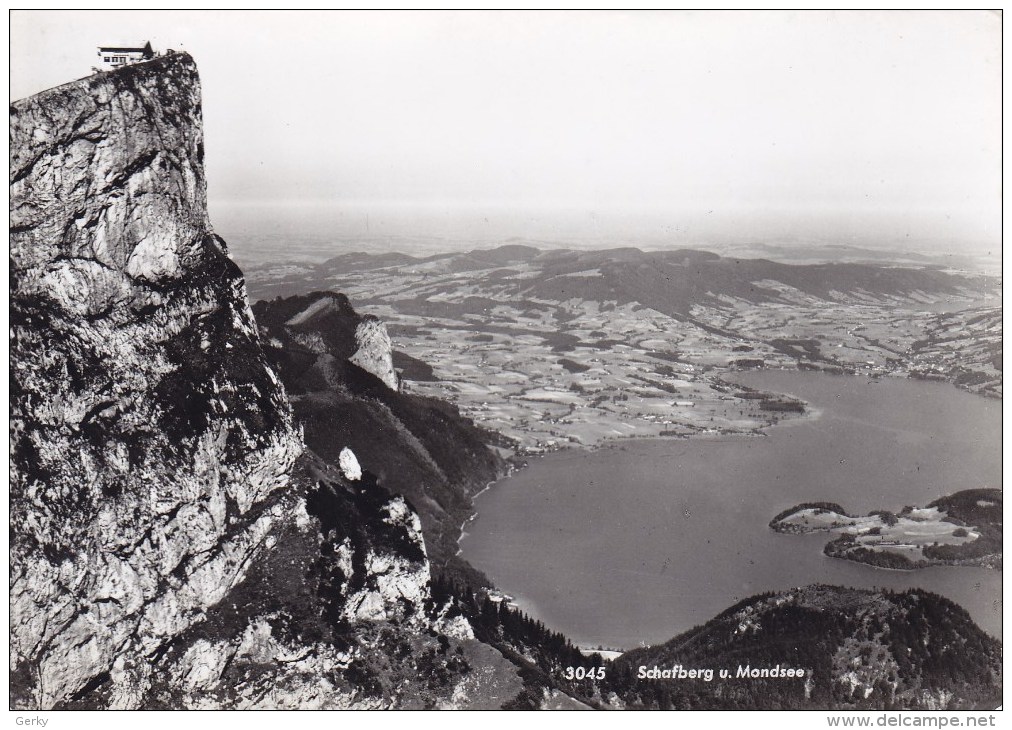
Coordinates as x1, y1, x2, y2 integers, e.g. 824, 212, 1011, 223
349, 317, 400, 391
269, 293, 399, 391
10, 54, 521, 710
251, 291, 507, 583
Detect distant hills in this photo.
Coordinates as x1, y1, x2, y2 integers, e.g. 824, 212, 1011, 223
245, 243, 1001, 408
246, 244, 992, 315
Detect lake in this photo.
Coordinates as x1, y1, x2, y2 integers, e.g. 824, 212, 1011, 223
460, 371, 1002, 649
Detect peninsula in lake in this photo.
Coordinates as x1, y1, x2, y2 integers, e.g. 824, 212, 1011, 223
770, 489, 1003, 571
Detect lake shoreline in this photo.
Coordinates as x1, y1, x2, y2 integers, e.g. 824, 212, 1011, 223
460, 371, 1001, 647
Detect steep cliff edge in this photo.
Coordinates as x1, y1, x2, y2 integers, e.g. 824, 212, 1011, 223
349, 318, 400, 391
11, 52, 300, 708
10, 55, 522, 709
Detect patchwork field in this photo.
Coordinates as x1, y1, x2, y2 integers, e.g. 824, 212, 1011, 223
244, 245, 1000, 451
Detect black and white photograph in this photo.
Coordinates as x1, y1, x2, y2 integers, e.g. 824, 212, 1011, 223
9, 9, 1002, 715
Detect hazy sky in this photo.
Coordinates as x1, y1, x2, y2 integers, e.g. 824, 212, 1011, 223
10, 10, 1002, 251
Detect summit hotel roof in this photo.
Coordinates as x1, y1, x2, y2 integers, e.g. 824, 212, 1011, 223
99, 45, 150, 52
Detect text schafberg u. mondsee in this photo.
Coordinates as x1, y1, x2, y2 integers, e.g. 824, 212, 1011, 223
638, 664, 807, 682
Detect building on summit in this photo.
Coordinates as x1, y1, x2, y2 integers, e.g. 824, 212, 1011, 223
95, 41, 155, 71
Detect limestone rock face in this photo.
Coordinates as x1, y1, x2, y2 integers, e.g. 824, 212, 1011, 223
339, 447, 363, 481
349, 317, 400, 391
10, 56, 519, 710
11, 54, 210, 314
257, 291, 400, 391
10, 53, 304, 708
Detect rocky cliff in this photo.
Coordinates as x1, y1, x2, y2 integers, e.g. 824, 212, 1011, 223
10, 54, 521, 710
349, 318, 400, 391
251, 291, 507, 583
276, 293, 400, 390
